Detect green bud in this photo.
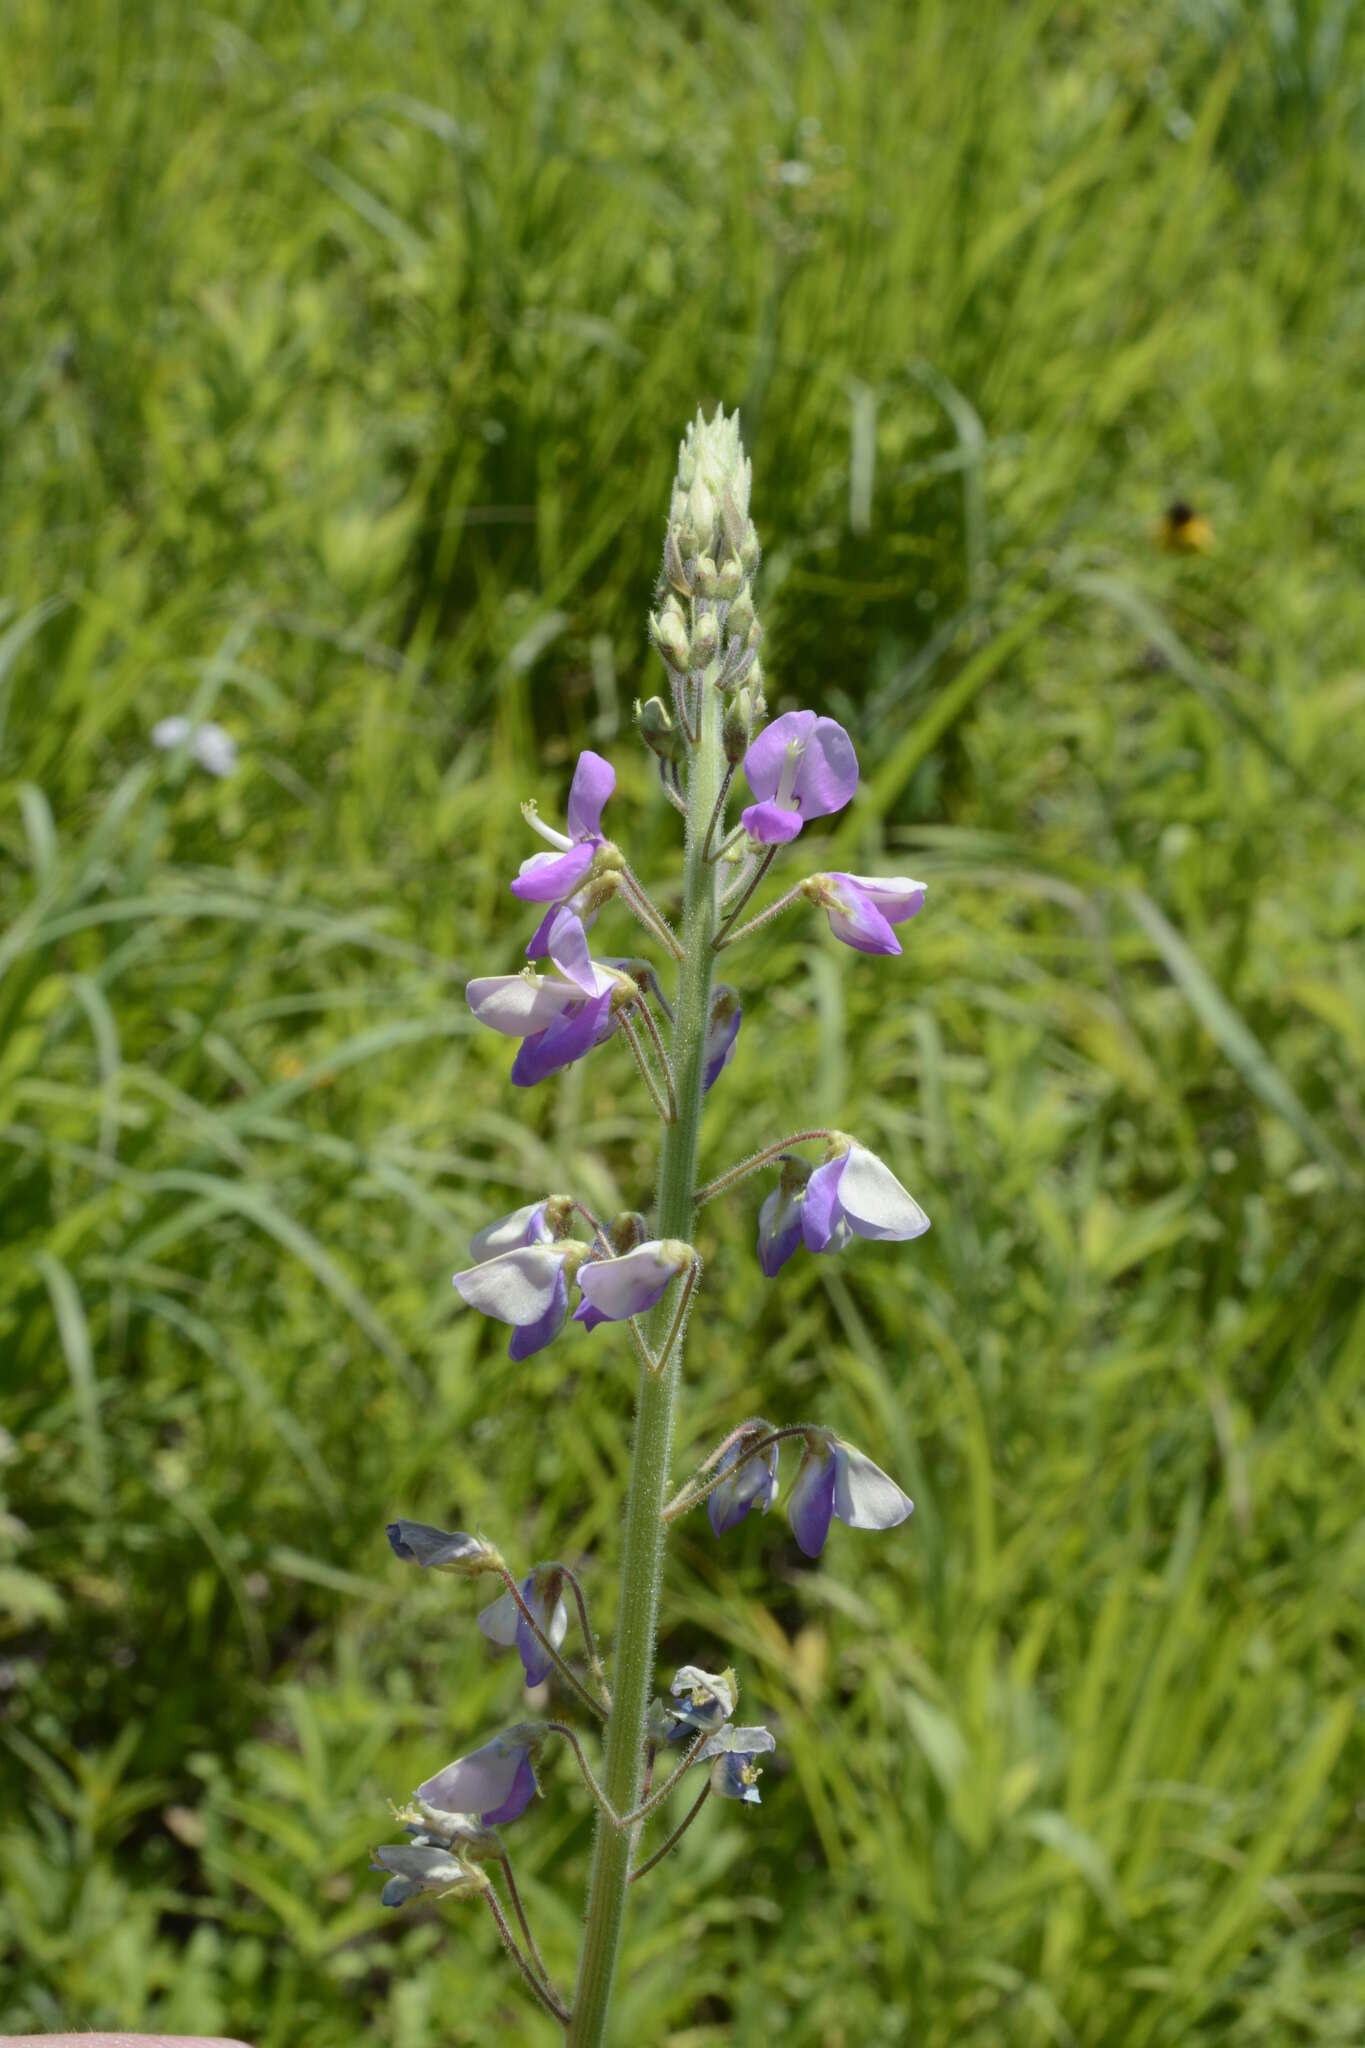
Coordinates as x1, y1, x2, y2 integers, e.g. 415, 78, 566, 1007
690, 610, 720, 664
650, 601, 689, 671
716, 558, 744, 602
727, 594, 755, 644
663, 527, 689, 594
693, 554, 718, 597
722, 694, 751, 764
637, 694, 687, 765
739, 525, 760, 576
609, 1210, 649, 1255
544, 1195, 576, 1238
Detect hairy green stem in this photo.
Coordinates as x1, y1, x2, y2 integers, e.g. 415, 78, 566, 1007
565, 688, 725, 2046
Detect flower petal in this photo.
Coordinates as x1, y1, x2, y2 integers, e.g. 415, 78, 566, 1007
741, 798, 805, 845
833, 1440, 914, 1532
507, 1262, 569, 1359
469, 1201, 551, 1263
573, 1239, 688, 1322
465, 974, 582, 1038
757, 1186, 805, 1275
799, 1154, 849, 1253
453, 1245, 566, 1326
708, 1429, 779, 1535
788, 1444, 838, 1557
545, 907, 613, 996
819, 875, 901, 956
565, 750, 615, 842
510, 842, 597, 903
790, 716, 858, 819
843, 874, 927, 925
418, 1736, 536, 1825
481, 1751, 539, 1825
702, 991, 742, 1093
832, 1145, 930, 1241
742, 710, 817, 802
510, 987, 613, 1086
386, 1521, 489, 1573
477, 1589, 522, 1649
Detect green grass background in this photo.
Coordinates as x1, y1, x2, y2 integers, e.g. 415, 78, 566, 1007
2, 0, 1363, 2041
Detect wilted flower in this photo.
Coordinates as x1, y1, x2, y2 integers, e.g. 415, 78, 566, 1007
698, 1724, 775, 1804
703, 987, 742, 1093
386, 1521, 499, 1576
787, 1430, 913, 1558
479, 1565, 569, 1687
801, 873, 926, 956
152, 714, 238, 778
453, 1242, 585, 1361
371, 1842, 489, 1907
707, 1424, 780, 1536
417, 1725, 544, 1827
572, 1239, 692, 1325
740, 710, 858, 845
667, 1664, 737, 1739
802, 1140, 930, 1254
511, 751, 615, 903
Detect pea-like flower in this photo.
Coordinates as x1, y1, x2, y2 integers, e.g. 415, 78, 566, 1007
707, 1423, 780, 1536
698, 1724, 776, 1804
703, 986, 742, 1093
466, 919, 632, 1088
801, 872, 926, 957
386, 1520, 499, 1576
787, 1429, 913, 1558
740, 710, 858, 845
572, 1239, 693, 1326
453, 1242, 585, 1361
511, 750, 616, 903
417, 1724, 544, 1827
478, 1564, 569, 1687
371, 1842, 489, 1907
667, 1664, 737, 1738
802, 1140, 930, 1254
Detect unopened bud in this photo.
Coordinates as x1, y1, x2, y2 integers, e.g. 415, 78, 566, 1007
663, 527, 689, 594
543, 1195, 576, 1238
693, 555, 718, 598
609, 1210, 649, 1255
739, 525, 760, 576
716, 558, 744, 602
651, 601, 689, 671
727, 594, 755, 644
637, 694, 687, 765
690, 610, 720, 664
723, 694, 752, 764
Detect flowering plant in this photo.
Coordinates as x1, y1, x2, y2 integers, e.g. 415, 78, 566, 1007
376, 410, 930, 2040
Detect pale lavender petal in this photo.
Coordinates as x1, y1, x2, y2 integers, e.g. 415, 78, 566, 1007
820, 875, 901, 957
832, 1440, 914, 1531
453, 1245, 566, 1325
510, 842, 597, 903
418, 1737, 536, 1824
545, 908, 612, 996
791, 716, 858, 818
741, 799, 805, 845
833, 1145, 930, 1242
742, 710, 818, 802
573, 1240, 687, 1323
465, 974, 582, 1038
469, 1201, 551, 1262
565, 750, 615, 841
510, 987, 613, 1086
507, 1261, 568, 1359
525, 886, 601, 960
843, 874, 927, 925
788, 1444, 837, 1557
799, 1154, 849, 1253
757, 1186, 805, 1276
481, 1751, 538, 1824
477, 1589, 522, 1649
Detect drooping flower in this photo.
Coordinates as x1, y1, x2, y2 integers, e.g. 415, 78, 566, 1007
453, 1242, 585, 1361
703, 986, 742, 1093
740, 710, 858, 845
801, 873, 926, 957
707, 1424, 780, 1536
466, 916, 630, 1090
386, 1521, 498, 1576
572, 1239, 692, 1325
802, 1140, 930, 1255
667, 1665, 737, 1740
787, 1430, 913, 1559
699, 1724, 776, 1804
511, 751, 616, 903
152, 714, 238, 778
371, 1842, 488, 1907
417, 1725, 544, 1827
756, 1157, 813, 1277
478, 1565, 569, 1687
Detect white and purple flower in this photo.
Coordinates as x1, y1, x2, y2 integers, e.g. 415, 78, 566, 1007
787, 1430, 913, 1558
802, 1140, 930, 1255
740, 710, 858, 845
478, 1564, 569, 1687
511, 750, 616, 904
466, 910, 631, 1090
698, 1723, 776, 1804
802, 872, 926, 957
667, 1664, 737, 1740
707, 1424, 780, 1536
453, 1241, 584, 1361
371, 1842, 488, 1907
703, 986, 742, 1093
572, 1239, 692, 1327
417, 1725, 544, 1827
385, 1520, 497, 1575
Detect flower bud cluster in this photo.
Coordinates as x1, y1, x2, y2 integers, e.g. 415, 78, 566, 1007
649, 407, 768, 735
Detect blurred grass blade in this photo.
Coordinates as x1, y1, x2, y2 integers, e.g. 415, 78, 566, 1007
34, 1250, 107, 1506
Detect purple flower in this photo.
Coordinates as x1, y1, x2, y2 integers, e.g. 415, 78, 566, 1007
756, 1158, 813, 1277
511, 750, 615, 903
466, 916, 627, 1090
802, 1141, 930, 1254
667, 1664, 737, 1739
703, 986, 742, 1093
698, 1724, 776, 1804
787, 1430, 913, 1558
740, 711, 858, 845
708, 1426, 780, 1536
417, 1726, 543, 1827
453, 1242, 582, 1361
478, 1565, 569, 1687
371, 1843, 487, 1907
803, 872, 926, 957
572, 1239, 691, 1325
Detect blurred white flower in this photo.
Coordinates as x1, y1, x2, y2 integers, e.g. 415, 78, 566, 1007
152, 715, 238, 777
